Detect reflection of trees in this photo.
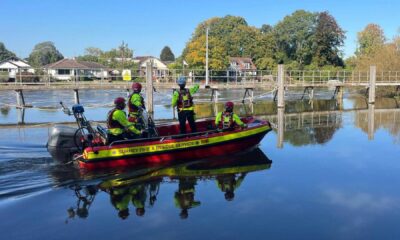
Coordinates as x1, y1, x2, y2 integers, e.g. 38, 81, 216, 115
0, 106, 10, 116
353, 97, 400, 142
284, 125, 338, 146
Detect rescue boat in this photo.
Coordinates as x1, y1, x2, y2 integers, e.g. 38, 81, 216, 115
47, 104, 272, 169
79, 117, 271, 169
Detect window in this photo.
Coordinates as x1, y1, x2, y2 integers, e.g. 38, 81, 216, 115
58, 69, 71, 75
244, 63, 250, 69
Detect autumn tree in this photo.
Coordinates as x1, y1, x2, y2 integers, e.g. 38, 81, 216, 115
356, 24, 386, 56
0, 42, 16, 61
28, 41, 63, 67
160, 46, 175, 61
182, 15, 265, 70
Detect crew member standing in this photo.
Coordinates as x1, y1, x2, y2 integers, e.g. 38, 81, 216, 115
215, 101, 247, 130
128, 82, 145, 130
107, 97, 142, 143
171, 77, 199, 134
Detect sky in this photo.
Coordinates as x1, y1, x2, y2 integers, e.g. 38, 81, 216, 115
1, 0, 399, 59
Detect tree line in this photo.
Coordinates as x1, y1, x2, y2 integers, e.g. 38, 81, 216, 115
1, 10, 399, 71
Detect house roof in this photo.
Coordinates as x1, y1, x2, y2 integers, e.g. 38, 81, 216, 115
134, 56, 168, 69
0, 57, 32, 69
229, 57, 257, 70
44, 59, 107, 69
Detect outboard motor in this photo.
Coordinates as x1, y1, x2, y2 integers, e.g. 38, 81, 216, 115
47, 102, 99, 162
47, 125, 82, 162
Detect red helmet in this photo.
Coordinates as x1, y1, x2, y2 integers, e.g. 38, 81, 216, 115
225, 101, 234, 110
114, 97, 126, 105
132, 82, 142, 92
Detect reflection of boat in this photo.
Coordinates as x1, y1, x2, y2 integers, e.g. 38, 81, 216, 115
65, 148, 272, 220
99, 148, 272, 189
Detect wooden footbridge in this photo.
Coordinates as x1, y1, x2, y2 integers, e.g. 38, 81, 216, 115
1, 64, 400, 110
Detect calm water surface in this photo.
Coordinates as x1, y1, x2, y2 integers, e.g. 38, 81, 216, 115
0, 89, 400, 240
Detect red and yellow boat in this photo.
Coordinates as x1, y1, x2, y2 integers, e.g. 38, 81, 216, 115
77, 117, 271, 169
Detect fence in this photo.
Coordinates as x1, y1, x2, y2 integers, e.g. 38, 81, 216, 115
1, 67, 400, 87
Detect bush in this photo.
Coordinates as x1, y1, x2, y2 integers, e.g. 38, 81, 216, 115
0, 72, 9, 82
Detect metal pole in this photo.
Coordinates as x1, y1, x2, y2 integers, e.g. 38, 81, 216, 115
369, 66, 376, 104
146, 61, 154, 113
277, 64, 285, 108
205, 27, 209, 86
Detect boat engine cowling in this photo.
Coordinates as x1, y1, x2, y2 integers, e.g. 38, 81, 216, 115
47, 125, 82, 162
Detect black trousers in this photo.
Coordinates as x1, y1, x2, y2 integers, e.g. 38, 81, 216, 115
178, 110, 197, 134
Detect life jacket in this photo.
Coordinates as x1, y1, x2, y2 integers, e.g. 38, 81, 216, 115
107, 109, 124, 130
128, 93, 144, 115
220, 112, 234, 129
177, 89, 193, 109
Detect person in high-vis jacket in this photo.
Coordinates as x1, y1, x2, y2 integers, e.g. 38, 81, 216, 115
171, 77, 199, 134
107, 97, 142, 143
128, 82, 145, 130
215, 101, 247, 130
174, 177, 201, 219
216, 173, 247, 201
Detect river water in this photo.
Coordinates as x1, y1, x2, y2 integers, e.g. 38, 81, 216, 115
0, 89, 400, 240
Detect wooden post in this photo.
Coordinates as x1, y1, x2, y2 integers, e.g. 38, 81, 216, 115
15, 89, 25, 108
277, 107, 284, 148
277, 64, 285, 108
73, 89, 80, 104
368, 103, 375, 140
369, 66, 376, 104
146, 61, 154, 114
17, 108, 25, 125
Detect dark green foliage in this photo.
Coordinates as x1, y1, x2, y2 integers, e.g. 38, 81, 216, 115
0, 42, 16, 61
28, 41, 63, 67
313, 11, 345, 67
160, 46, 175, 61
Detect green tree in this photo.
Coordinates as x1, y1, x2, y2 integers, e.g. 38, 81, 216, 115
0, 42, 16, 61
356, 23, 386, 56
313, 11, 345, 67
28, 41, 63, 67
160, 46, 175, 61
76, 47, 103, 62
273, 10, 318, 66
255, 57, 276, 70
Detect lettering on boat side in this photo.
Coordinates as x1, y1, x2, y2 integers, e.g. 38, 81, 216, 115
112, 140, 208, 155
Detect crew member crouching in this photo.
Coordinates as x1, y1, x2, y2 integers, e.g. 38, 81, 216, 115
215, 101, 247, 130
107, 97, 142, 143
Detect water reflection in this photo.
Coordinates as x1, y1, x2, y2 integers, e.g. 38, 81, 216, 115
64, 148, 272, 221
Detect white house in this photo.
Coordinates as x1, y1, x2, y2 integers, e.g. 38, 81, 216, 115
44, 59, 108, 81
0, 57, 35, 80
133, 56, 169, 80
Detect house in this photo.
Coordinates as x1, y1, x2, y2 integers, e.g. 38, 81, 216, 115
133, 56, 169, 80
229, 57, 257, 75
0, 57, 35, 80
44, 59, 108, 81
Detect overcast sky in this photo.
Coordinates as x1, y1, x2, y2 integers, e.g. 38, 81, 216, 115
1, 0, 399, 59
